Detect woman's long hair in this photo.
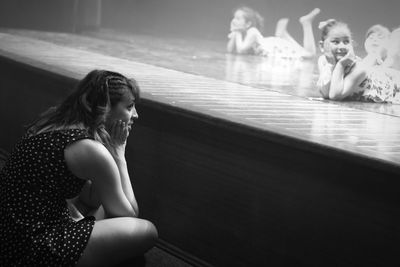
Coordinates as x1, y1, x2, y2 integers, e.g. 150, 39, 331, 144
26, 70, 140, 147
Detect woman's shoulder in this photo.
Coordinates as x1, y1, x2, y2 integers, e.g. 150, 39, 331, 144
65, 139, 109, 163
64, 138, 113, 180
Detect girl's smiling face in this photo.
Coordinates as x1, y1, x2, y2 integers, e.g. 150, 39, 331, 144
231, 9, 250, 31
321, 25, 353, 63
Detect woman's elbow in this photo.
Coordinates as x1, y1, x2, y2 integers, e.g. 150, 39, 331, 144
133, 205, 139, 218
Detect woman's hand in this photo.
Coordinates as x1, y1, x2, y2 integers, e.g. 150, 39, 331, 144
108, 120, 129, 159
66, 198, 85, 221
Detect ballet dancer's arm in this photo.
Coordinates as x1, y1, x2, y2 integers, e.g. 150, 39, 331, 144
328, 48, 361, 100
227, 20, 240, 53
227, 31, 238, 53
316, 55, 333, 99
230, 27, 263, 54
329, 51, 372, 100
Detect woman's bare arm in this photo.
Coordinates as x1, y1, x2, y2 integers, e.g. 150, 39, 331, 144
65, 139, 138, 218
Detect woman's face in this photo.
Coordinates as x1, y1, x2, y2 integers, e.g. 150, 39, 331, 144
321, 25, 353, 63
106, 90, 138, 133
231, 10, 250, 31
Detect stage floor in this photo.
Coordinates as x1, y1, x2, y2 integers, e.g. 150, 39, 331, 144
4, 27, 400, 117
0, 28, 399, 171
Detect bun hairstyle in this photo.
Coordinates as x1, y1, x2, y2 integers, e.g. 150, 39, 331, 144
27, 70, 140, 146
319, 19, 350, 41
365, 24, 390, 39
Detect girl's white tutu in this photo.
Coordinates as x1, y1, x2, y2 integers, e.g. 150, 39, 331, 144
255, 36, 305, 58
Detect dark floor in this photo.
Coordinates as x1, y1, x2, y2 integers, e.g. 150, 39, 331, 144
143, 246, 195, 267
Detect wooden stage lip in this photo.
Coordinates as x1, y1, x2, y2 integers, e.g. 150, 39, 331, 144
0, 32, 399, 175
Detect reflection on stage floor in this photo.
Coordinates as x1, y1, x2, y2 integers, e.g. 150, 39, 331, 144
1, 28, 399, 169
3, 27, 399, 118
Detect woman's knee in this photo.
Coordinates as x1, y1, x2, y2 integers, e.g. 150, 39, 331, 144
80, 218, 158, 265
120, 218, 158, 249
136, 219, 158, 247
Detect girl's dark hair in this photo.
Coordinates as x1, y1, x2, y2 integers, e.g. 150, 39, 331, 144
27, 69, 140, 147
235, 6, 264, 31
319, 19, 350, 41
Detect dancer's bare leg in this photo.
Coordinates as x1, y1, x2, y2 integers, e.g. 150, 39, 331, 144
275, 18, 291, 41
299, 8, 320, 57
275, 8, 320, 58
275, 17, 307, 52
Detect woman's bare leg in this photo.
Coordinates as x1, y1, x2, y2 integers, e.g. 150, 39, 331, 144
299, 8, 320, 57
76, 217, 158, 267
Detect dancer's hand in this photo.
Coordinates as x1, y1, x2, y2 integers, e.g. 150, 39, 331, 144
228, 31, 238, 39
230, 20, 236, 31
339, 47, 356, 69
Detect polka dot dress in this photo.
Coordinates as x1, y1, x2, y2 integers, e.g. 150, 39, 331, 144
0, 129, 96, 266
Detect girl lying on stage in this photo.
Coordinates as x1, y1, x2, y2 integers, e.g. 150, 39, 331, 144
363, 24, 391, 65
227, 6, 320, 59
317, 20, 399, 104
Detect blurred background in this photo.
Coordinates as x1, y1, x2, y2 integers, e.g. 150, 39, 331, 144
0, 0, 398, 54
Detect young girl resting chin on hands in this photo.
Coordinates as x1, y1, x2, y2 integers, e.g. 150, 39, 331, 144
227, 6, 320, 59
317, 20, 400, 103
